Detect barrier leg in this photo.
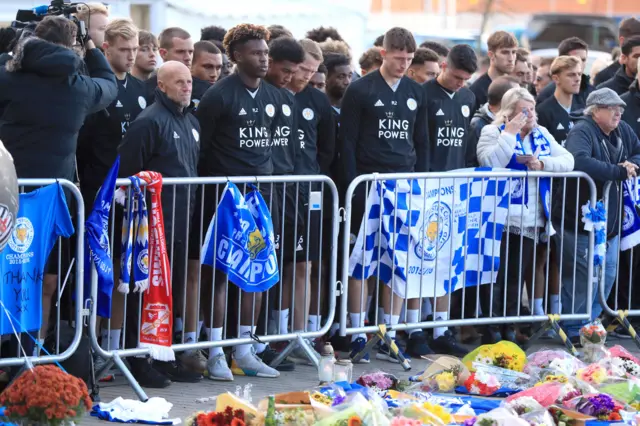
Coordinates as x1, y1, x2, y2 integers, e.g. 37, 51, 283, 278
351, 324, 411, 371
111, 354, 148, 402
606, 311, 640, 349
269, 335, 320, 368
527, 314, 578, 356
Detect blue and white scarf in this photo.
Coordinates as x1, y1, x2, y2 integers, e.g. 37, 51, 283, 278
621, 178, 640, 251
501, 125, 553, 225
116, 177, 150, 293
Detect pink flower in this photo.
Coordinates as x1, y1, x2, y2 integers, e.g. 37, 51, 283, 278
391, 416, 422, 426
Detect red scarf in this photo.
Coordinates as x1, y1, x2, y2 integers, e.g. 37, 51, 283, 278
136, 172, 174, 361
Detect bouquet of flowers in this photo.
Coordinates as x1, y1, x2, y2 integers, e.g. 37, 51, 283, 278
463, 341, 526, 373
609, 356, 640, 378
462, 407, 530, 426
0, 365, 92, 426
566, 393, 624, 421
503, 396, 544, 415
580, 320, 607, 363
395, 402, 453, 425
576, 364, 608, 385
413, 356, 470, 393
533, 373, 569, 386
524, 350, 585, 376
463, 371, 501, 396
185, 407, 246, 426
356, 371, 404, 392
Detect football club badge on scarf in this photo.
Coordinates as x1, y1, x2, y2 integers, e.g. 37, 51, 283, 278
85, 157, 119, 318
621, 178, 640, 251
349, 168, 511, 299
201, 183, 279, 292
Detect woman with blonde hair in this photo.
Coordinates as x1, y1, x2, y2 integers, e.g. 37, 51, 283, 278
476, 87, 574, 343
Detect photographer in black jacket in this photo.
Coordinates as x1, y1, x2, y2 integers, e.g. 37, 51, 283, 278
0, 15, 117, 181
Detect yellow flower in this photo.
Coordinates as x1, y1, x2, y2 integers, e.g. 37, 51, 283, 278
421, 402, 453, 425
434, 371, 456, 392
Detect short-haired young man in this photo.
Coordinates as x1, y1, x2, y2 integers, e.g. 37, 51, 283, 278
406, 47, 440, 83
537, 37, 595, 109
74, 2, 109, 47
309, 63, 327, 92
534, 57, 554, 96
341, 27, 428, 363
595, 18, 640, 86
359, 47, 383, 76
145, 27, 194, 103
598, 36, 640, 95
191, 40, 222, 85
305, 26, 343, 43
423, 44, 478, 356
419, 40, 449, 64
192, 23, 285, 381
621, 62, 640, 138
511, 50, 530, 87
325, 53, 353, 111
373, 34, 384, 47
470, 76, 519, 149
537, 56, 583, 145
200, 25, 226, 44
469, 30, 518, 112
267, 24, 293, 41
132, 30, 158, 81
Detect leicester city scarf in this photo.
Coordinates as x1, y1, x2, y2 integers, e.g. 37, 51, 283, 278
85, 157, 119, 318
621, 178, 640, 251
117, 177, 149, 294
501, 125, 552, 225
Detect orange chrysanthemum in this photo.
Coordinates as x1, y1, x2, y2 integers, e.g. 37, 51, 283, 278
348, 415, 363, 426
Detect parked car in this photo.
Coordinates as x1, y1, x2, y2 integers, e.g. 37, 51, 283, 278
527, 14, 617, 53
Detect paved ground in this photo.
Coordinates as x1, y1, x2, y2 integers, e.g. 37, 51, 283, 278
82, 334, 640, 425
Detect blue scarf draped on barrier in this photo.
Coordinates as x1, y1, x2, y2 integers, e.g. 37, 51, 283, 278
84, 158, 119, 318
621, 179, 640, 251
118, 176, 149, 293
201, 182, 279, 292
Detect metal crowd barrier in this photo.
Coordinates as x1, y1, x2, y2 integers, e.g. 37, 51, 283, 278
0, 179, 85, 369
600, 180, 640, 348
88, 175, 340, 401
340, 170, 598, 366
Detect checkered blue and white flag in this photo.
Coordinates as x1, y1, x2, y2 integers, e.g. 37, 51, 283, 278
348, 168, 512, 299
621, 178, 640, 251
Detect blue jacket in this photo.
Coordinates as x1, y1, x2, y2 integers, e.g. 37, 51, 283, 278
554, 115, 640, 236
0, 38, 117, 180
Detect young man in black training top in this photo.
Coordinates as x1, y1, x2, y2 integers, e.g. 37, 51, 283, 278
341, 27, 428, 364
419, 41, 449, 66
132, 30, 158, 81
76, 19, 147, 378
308, 63, 327, 92
192, 40, 223, 85
422, 44, 477, 357
536, 37, 594, 109
469, 31, 518, 113
598, 36, 640, 95
594, 18, 640, 86
406, 47, 440, 84
536, 56, 582, 146
192, 23, 284, 381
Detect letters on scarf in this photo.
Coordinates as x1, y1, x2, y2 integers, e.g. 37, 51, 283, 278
621, 178, 640, 251
85, 158, 119, 318
201, 183, 279, 292
349, 168, 511, 299
116, 172, 173, 361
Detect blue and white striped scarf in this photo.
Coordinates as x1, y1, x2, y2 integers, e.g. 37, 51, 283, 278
117, 177, 149, 293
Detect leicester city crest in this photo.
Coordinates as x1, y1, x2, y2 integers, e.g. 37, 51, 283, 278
623, 205, 635, 232
415, 201, 452, 261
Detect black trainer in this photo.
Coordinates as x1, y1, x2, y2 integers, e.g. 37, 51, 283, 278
481, 327, 502, 345
154, 360, 202, 383
430, 330, 468, 357
405, 331, 434, 357
128, 358, 171, 389
257, 346, 296, 371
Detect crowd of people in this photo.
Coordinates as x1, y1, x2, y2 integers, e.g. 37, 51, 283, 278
1, 4, 640, 391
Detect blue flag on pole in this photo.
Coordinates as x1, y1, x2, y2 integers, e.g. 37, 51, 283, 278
201, 183, 279, 292
85, 158, 119, 318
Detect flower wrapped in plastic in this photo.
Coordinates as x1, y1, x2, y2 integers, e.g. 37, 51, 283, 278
503, 396, 545, 415
523, 349, 585, 376
412, 356, 470, 393
533, 372, 569, 386
505, 382, 566, 407
463, 407, 530, 426
580, 320, 607, 363
394, 402, 453, 425
463, 371, 501, 396
462, 341, 526, 373
356, 371, 405, 393
564, 393, 624, 421
519, 409, 556, 426
576, 363, 609, 385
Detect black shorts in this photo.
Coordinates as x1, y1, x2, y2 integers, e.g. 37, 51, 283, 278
347, 182, 370, 248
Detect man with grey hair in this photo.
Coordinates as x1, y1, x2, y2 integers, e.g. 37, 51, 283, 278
554, 87, 640, 347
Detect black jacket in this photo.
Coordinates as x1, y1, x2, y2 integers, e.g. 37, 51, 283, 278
621, 79, 640, 138
594, 61, 621, 87
469, 103, 494, 163
597, 65, 635, 96
555, 116, 640, 236
0, 38, 117, 180
118, 89, 200, 241
536, 74, 594, 111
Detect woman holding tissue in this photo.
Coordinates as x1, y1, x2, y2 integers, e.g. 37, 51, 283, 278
476, 87, 574, 344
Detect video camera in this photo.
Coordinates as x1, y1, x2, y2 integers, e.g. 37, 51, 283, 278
12, 0, 89, 46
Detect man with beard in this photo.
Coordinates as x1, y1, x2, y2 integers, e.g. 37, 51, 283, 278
192, 23, 284, 381
341, 27, 428, 364
536, 37, 595, 110
469, 31, 518, 112
598, 36, 640, 95
132, 30, 158, 81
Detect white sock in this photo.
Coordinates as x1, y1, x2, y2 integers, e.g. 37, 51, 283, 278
406, 309, 420, 336
184, 331, 197, 355
235, 325, 254, 359
108, 329, 121, 351
198, 320, 204, 336
253, 342, 267, 354
279, 309, 290, 335
434, 311, 449, 339
349, 313, 366, 341
330, 323, 340, 337
174, 317, 183, 333
206, 327, 224, 357
100, 328, 110, 351
534, 298, 545, 316
422, 299, 433, 319
377, 307, 385, 325
365, 295, 373, 321
550, 294, 560, 314
33, 338, 44, 356
389, 314, 399, 339
309, 315, 321, 332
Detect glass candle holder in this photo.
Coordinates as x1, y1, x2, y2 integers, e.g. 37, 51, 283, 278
333, 359, 353, 383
